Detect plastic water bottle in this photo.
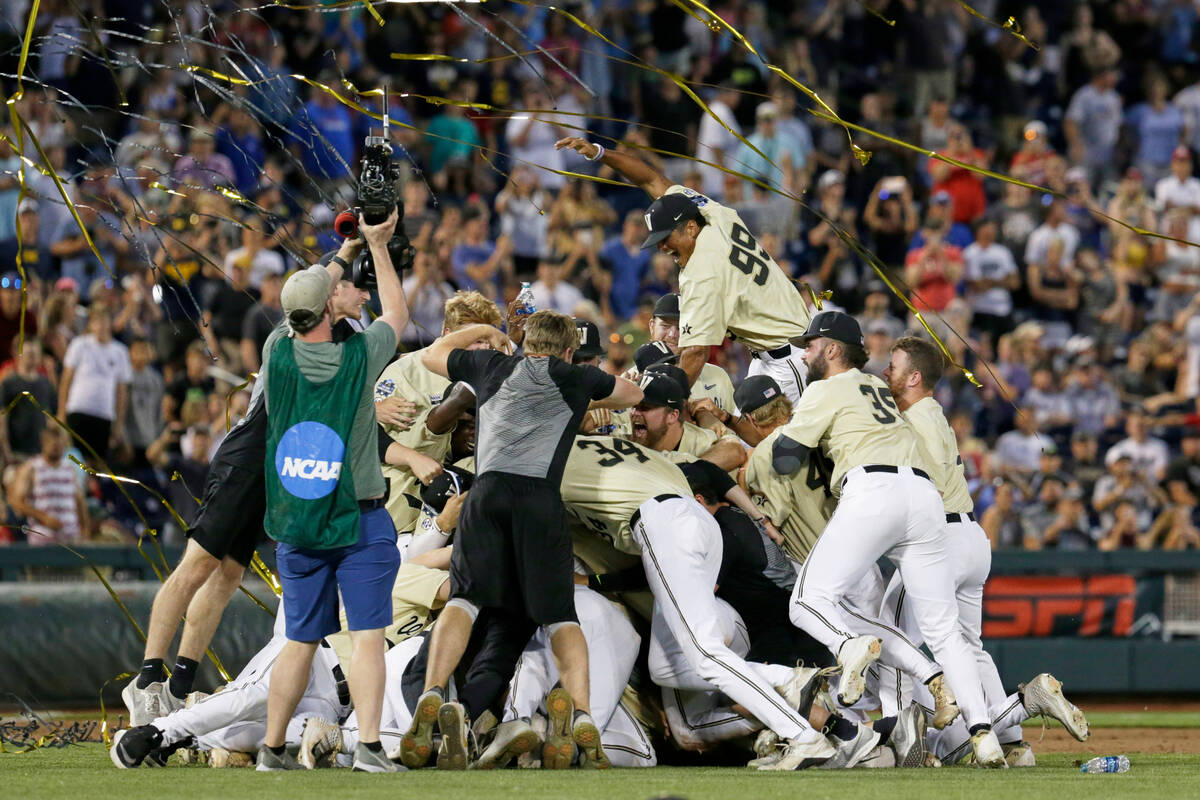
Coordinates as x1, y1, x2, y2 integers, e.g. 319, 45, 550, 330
514, 282, 537, 316
1080, 755, 1130, 774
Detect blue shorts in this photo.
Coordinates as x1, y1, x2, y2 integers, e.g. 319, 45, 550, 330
276, 506, 400, 642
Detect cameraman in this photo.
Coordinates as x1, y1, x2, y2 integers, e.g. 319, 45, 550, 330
257, 208, 410, 772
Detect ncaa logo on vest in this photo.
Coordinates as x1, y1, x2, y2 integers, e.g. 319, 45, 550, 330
275, 421, 345, 499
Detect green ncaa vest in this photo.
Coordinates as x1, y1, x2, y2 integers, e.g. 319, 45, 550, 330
265, 334, 368, 549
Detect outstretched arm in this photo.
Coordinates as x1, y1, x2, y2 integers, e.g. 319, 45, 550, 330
556, 137, 671, 198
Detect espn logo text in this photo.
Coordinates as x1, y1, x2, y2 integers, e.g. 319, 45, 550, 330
983, 575, 1137, 638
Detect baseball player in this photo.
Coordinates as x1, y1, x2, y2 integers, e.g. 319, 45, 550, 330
645, 293, 737, 411
879, 336, 1089, 763
556, 137, 812, 405
558, 433, 834, 770
627, 372, 746, 472
770, 310, 1005, 767
376, 291, 501, 535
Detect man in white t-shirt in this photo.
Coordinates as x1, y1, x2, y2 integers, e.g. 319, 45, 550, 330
58, 305, 133, 464
1104, 410, 1171, 482
224, 214, 285, 289
1024, 199, 1081, 270
962, 218, 1019, 344
993, 408, 1047, 481
695, 85, 743, 199
530, 257, 584, 315
1155, 147, 1200, 242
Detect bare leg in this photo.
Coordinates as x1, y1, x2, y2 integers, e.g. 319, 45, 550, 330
347, 629, 387, 743
423, 605, 475, 691
143, 540, 220, 660
177, 557, 246, 661
264, 640, 318, 748
549, 623, 591, 714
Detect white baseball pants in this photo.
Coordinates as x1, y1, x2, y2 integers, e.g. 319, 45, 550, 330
747, 346, 808, 408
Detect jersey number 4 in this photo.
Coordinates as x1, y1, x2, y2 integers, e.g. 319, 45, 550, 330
576, 438, 652, 466
859, 384, 900, 424
730, 223, 770, 286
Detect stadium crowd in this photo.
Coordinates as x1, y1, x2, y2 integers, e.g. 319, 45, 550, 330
0, 0, 1199, 556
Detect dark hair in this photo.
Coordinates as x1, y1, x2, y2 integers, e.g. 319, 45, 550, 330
287, 309, 323, 334
839, 342, 869, 369
891, 336, 945, 389
685, 473, 722, 505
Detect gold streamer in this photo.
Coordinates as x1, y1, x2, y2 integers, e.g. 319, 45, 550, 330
954, 2, 1039, 50
98, 671, 135, 747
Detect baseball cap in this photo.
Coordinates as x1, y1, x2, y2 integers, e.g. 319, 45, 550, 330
652, 292, 680, 319
1172, 145, 1191, 161
638, 373, 687, 411
574, 319, 605, 359
817, 170, 844, 191
734, 375, 782, 415
420, 465, 474, 513
790, 310, 865, 349
634, 340, 678, 372
17, 197, 38, 214
281, 265, 333, 323
865, 318, 892, 337
756, 101, 779, 120
1023, 120, 1047, 140
641, 193, 702, 250
645, 363, 690, 395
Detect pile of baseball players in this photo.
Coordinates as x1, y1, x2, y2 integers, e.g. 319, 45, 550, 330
107, 139, 1091, 774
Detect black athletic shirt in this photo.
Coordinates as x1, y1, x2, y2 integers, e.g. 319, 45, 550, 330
447, 350, 615, 484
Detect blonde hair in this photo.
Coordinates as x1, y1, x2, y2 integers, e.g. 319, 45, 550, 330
443, 291, 502, 332
747, 395, 793, 428
523, 310, 578, 358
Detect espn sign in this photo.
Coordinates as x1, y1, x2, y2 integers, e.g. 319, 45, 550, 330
983, 575, 1139, 638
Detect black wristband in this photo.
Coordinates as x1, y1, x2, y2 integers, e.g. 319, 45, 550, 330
329, 255, 351, 272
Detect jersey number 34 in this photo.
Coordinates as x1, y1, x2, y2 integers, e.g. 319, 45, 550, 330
730, 223, 770, 286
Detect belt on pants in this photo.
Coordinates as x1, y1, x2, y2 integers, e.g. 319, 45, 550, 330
359, 497, 385, 512
749, 344, 792, 360
630, 494, 684, 530
841, 464, 932, 491
946, 512, 977, 523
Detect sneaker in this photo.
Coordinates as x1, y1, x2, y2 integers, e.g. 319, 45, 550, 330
121, 679, 165, 728
775, 666, 835, 717
210, 748, 254, 768
572, 711, 610, 769
353, 742, 403, 773
835, 636, 881, 707
542, 687, 576, 770
473, 718, 541, 770
109, 725, 163, 769
436, 702, 470, 771
857, 746, 897, 768
1021, 674, 1089, 741
746, 729, 780, 768
298, 716, 342, 769
1003, 740, 1036, 767
399, 689, 442, 769
970, 728, 1007, 769
255, 746, 303, 771
760, 734, 836, 771
517, 714, 546, 769
161, 686, 186, 717
819, 725, 881, 770
889, 704, 929, 768
926, 674, 960, 730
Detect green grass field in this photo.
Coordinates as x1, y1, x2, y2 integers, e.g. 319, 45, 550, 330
2, 709, 1196, 800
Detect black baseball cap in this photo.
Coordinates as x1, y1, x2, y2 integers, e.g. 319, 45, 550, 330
734, 375, 783, 415
641, 193, 702, 250
634, 340, 678, 372
652, 293, 680, 319
638, 373, 687, 411
645, 363, 690, 395
574, 319, 605, 359
790, 310, 865, 349
419, 465, 475, 513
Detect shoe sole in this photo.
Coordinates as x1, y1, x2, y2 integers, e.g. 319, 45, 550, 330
894, 708, 928, 768
837, 638, 882, 706
109, 729, 135, 769
352, 760, 394, 773
1032, 676, 1089, 741
542, 688, 575, 770
475, 729, 541, 770
436, 704, 468, 771
573, 718, 610, 770
400, 693, 442, 769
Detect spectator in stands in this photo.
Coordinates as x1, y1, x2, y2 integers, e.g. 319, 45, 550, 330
599, 211, 653, 323
1127, 74, 1186, 186
1068, 359, 1123, 437
904, 225, 963, 313
1068, 430, 1106, 501
124, 337, 163, 465
1010, 121, 1057, 185
0, 337, 55, 462
9, 426, 89, 546
147, 422, 213, 539
1106, 410, 1171, 481
224, 214, 284, 290
530, 255, 584, 315
1025, 481, 1096, 551
854, 289, 906, 342
863, 175, 919, 273
494, 165, 551, 278
695, 84, 742, 198
164, 341, 216, 425
240, 271, 283, 373
400, 248, 455, 351
994, 406, 1045, 482
1065, 67, 1122, 181
962, 218, 1019, 345
59, 305, 131, 465
203, 263, 258, 372
733, 101, 799, 193
928, 123, 987, 224
0, 199, 49, 281
1027, 236, 1080, 349
1093, 450, 1165, 531
1097, 499, 1149, 550
981, 479, 1022, 549
451, 206, 509, 300
295, 78, 355, 182
173, 125, 236, 190
506, 83, 567, 190
1024, 366, 1074, 440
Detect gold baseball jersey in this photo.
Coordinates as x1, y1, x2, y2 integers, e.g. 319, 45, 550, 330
561, 435, 691, 555
376, 349, 453, 532
691, 362, 737, 412
328, 561, 447, 671
666, 185, 812, 352
903, 396, 973, 515
777, 368, 927, 495
743, 427, 836, 563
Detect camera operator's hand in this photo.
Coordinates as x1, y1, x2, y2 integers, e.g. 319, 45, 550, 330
360, 206, 399, 248
336, 231, 365, 262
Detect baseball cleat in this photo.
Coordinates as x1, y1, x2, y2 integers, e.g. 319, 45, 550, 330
473, 717, 541, 770
746, 729, 780, 768
436, 702, 470, 770
889, 704, 929, 768
298, 716, 342, 769
1021, 673, 1089, 741
926, 674, 960, 730
517, 713, 547, 769
819, 725, 881, 770
399, 689, 442, 769
542, 687, 576, 770
256, 745, 303, 771
925, 752, 943, 768
1003, 740, 1036, 767
109, 725, 163, 769
760, 734, 836, 771
353, 742, 403, 773
121, 679, 165, 728
970, 728, 1007, 769
775, 665, 836, 717
572, 711, 610, 769
835, 636, 882, 707
209, 748, 254, 768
